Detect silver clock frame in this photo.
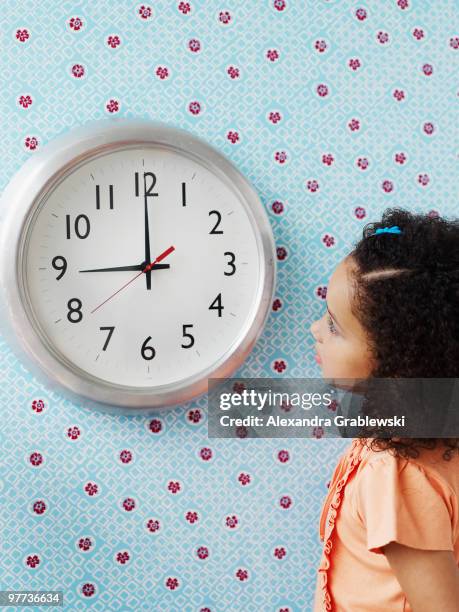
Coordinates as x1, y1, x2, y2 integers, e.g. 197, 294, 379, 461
0, 118, 276, 414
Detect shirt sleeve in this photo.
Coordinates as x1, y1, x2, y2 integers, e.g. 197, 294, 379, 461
355, 454, 455, 555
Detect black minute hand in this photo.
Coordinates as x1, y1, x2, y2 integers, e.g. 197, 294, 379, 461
144, 174, 152, 290
79, 263, 170, 273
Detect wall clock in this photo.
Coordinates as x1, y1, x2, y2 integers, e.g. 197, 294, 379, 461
0, 118, 276, 413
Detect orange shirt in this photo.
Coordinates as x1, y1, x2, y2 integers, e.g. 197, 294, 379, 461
314, 438, 459, 611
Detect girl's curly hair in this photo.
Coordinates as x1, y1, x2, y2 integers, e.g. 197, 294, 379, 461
347, 207, 459, 461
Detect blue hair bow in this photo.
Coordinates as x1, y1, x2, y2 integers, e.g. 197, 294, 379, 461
373, 225, 402, 236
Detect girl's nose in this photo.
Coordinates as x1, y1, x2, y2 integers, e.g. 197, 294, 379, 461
310, 319, 322, 342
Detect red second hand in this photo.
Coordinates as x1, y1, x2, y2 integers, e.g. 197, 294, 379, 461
90, 245, 175, 314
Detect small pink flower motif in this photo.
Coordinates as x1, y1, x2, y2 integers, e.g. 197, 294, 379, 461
274, 546, 286, 559
233, 382, 246, 393
197, 546, 209, 559
156, 66, 169, 80
238, 472, 251, 486
32, 500, 47, 515
307, 179, 319, 192
348, 118, 360, 131
26, 554, 40, 568
29, 452, 43, 467
179, 2, 191, 15
268, 111, 282, 125
280, 399, 292, 412
277, 449, 290, 463
355, 8, 367, 21
413, 28, 424, 40
200, 447, 213, 461
272, 298, 283, 312
200, 608, 212, 612
236, 568, 249, 581
449, 36, 459, 49
273, 359, 287, 373
279, 495, 292, 509
138, 5, 153, 20
274, 150, 287, 164
186, 511, 198, 524
188, 101, 202, 116
227, 130, 240, 144
322, 234, 335, 248
25, 136, 39, 151
274, 0, 286, 11
423, 122, 434, 135
166, 576, 179, 590
71, 64, 85, 79
313, 426, 324, 438
271, 200, 284, 215
146, 518, 161, 532
377, 31, 390, 44
315, 39, 327, 53
81, 583, 95, 597
354, 206, 366, 220
84, 482, 98, 496
397, 0, 409, 9
116, 551, 130, 565
78, 537, 93, 552
316, 286, 327, 299
226, 514, 238, 529
67, 426, 81, 440
316, 84, 329, 97
322, 153, 334, 166
382, 180, 394, 193
149, 418, 162, 433
16, 29, 30, 42
394, 152, 407, 164
187, 409, 202, 424
31, 399, 45, 413
357, 157, 369, 170
348, 58, 361, 71
227, 65, 240, 79
168, 480, 181, 494
69, 17, 84, 31
418, 173, 430, 186
428, 210, 440, 218
328, 399, 338, 412
106, 99, 119, 113
218, 10, 231, 24
107, 35, 121, 48
276, 246, 288, 261
119, 449, 132, 464
266, 49, 280, 62
122, 497, 136, 511
235, 426, 248, 438
18, 95, 33, 109
422, 63, 433, 76
188, 38, 201, 53
393, 89, 405, 101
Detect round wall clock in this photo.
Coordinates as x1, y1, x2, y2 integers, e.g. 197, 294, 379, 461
0, 118, 276, 413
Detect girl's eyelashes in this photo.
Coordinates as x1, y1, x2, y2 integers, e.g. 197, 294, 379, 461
327, 314, 338, 335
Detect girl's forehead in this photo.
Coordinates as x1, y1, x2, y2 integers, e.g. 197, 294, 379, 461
328, 258, 365, 337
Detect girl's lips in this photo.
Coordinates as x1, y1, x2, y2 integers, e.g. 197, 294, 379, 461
315, 353, 322, 364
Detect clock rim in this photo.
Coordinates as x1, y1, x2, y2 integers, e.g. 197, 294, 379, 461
0, 118, 276, 412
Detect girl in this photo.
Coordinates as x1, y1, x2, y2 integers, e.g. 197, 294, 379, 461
310, 207, 459, 611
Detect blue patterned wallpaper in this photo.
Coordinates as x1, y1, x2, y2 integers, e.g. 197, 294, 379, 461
1, 1, 458, 610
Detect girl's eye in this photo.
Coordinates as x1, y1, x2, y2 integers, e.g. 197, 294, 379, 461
327, 314, 338, 335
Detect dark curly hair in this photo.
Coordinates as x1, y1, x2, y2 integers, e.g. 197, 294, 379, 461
346, 207, 459, 461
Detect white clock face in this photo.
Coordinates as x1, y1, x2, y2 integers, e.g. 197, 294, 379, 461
23, 146, 262, 388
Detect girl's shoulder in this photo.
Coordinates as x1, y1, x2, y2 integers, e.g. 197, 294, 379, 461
350, 439, 459, 555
